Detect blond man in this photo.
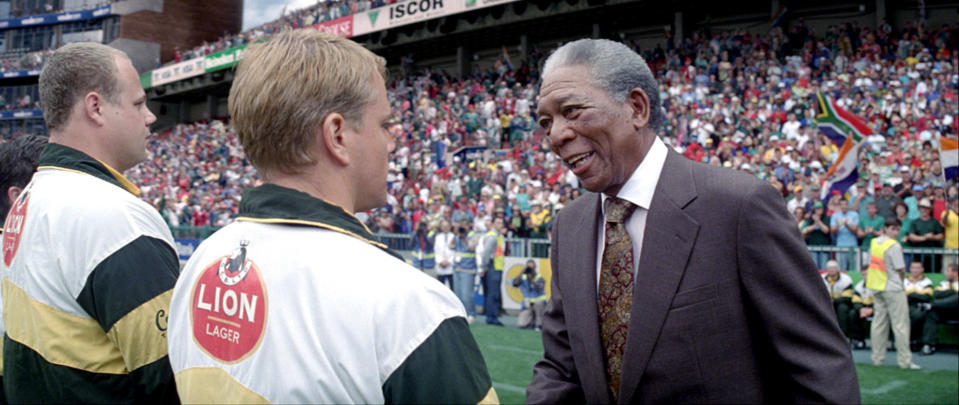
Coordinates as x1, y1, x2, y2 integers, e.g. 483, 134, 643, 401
166, 30, 497, 404
2, 43, 178, 402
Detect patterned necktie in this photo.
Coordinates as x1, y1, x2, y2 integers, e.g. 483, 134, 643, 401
598, 197, 637, 399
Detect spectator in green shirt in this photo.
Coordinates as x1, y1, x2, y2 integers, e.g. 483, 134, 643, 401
908, 198, 945, 273
874, 183, 900, 220
853, 180, 876, 220
895, 202, 913, 245
802, 201, 832, 269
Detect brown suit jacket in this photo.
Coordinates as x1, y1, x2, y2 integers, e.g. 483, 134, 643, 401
528, 150, 860, 404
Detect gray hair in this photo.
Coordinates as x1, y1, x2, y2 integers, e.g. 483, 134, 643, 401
542, 39, 664, 130
39, 42, 126, 131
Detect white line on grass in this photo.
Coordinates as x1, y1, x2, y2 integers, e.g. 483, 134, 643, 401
493, 381, 527, 394
861, 380, 908, 395
489, 344, 541, 355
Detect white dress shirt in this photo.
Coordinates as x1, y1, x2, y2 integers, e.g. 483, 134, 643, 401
596, 136, 668, 290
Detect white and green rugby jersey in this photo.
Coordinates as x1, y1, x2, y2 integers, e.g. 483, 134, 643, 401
168, 184, 498, 404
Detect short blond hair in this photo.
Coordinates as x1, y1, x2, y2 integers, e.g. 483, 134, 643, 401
229, 29, 387, 176
39, 42, 126, 130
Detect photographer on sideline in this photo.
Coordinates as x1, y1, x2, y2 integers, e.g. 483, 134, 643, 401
512, 259, 546, 330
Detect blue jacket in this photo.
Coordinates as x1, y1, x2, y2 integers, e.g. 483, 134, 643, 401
512, 273, 546, 308
454, 233, 477, 271
411, 230, 436, 270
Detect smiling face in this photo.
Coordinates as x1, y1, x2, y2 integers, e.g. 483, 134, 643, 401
909, 261, 924, 278
537, 65, 651, 196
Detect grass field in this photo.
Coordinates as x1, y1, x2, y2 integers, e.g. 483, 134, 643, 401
469, 323, 959, 404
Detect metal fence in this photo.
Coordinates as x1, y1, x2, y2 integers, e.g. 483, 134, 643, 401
172, 226, 957, 271
373, 233, 552, 258
807, 245, 958, 273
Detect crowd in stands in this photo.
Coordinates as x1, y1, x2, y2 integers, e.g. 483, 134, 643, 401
120, 19, 957, 268
4, 0, 113, 18
171, 0, 404, 64
0, 93, 39, 111
0, 49, 52, 73
125, 121, 257, 230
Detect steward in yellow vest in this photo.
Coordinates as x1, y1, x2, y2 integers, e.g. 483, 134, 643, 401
866, 218, 919, 370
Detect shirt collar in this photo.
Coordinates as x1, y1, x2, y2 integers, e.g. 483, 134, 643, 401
601, 136, 668, 217
235, 184, 403, 262
36, 143, 140, 196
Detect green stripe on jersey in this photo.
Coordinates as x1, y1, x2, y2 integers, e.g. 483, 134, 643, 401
382, 317, 492, 404
76, 236, 179, 332
2, 336, 177, 403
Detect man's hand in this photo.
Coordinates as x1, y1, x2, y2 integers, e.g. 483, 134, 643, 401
860, 307, 874, 318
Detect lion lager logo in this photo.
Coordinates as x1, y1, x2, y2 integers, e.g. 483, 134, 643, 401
190, 240, 267, 363
3, 188, 30, 267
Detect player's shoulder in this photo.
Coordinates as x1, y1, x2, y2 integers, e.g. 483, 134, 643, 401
348, 242, 465, 317
30, 169, 168, 236
685, 158, 768, 197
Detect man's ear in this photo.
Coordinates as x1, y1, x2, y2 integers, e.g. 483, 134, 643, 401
626, 87, 650, 130
320, 112, 351, 166
84, 92, 106, 126
6, 185, 22, 207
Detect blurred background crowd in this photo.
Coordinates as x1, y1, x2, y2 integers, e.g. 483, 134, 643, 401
0, 2, 955, 267
111, 18, 958, 269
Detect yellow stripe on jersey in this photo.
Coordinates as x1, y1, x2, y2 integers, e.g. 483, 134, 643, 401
2, 278, 127, 374
478, 387, 500, 405
90, 157, 141, 196
175, 367, 270, 404
106, 289, 172, 372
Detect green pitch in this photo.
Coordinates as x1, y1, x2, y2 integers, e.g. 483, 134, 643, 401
469, 323, 959, 405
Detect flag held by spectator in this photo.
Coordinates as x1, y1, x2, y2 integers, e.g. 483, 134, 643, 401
941, 136, 958, 182
816, 93, 872, 201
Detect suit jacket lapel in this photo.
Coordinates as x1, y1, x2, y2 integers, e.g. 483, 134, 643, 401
619, 150, 700, 403
564, 193, 612, 404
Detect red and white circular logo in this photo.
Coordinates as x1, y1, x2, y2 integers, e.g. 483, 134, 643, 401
3, 190, 30, 267
190, 241, 267, 363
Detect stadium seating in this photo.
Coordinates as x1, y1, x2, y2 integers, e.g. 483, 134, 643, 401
169, 0, 406, 64
7, 11, 959, 251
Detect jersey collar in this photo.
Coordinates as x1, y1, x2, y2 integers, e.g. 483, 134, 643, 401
236, 184, 403, 261
35, 143, 141, 196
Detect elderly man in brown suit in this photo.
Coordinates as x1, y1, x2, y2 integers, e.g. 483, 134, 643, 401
527, 38, 860, 404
